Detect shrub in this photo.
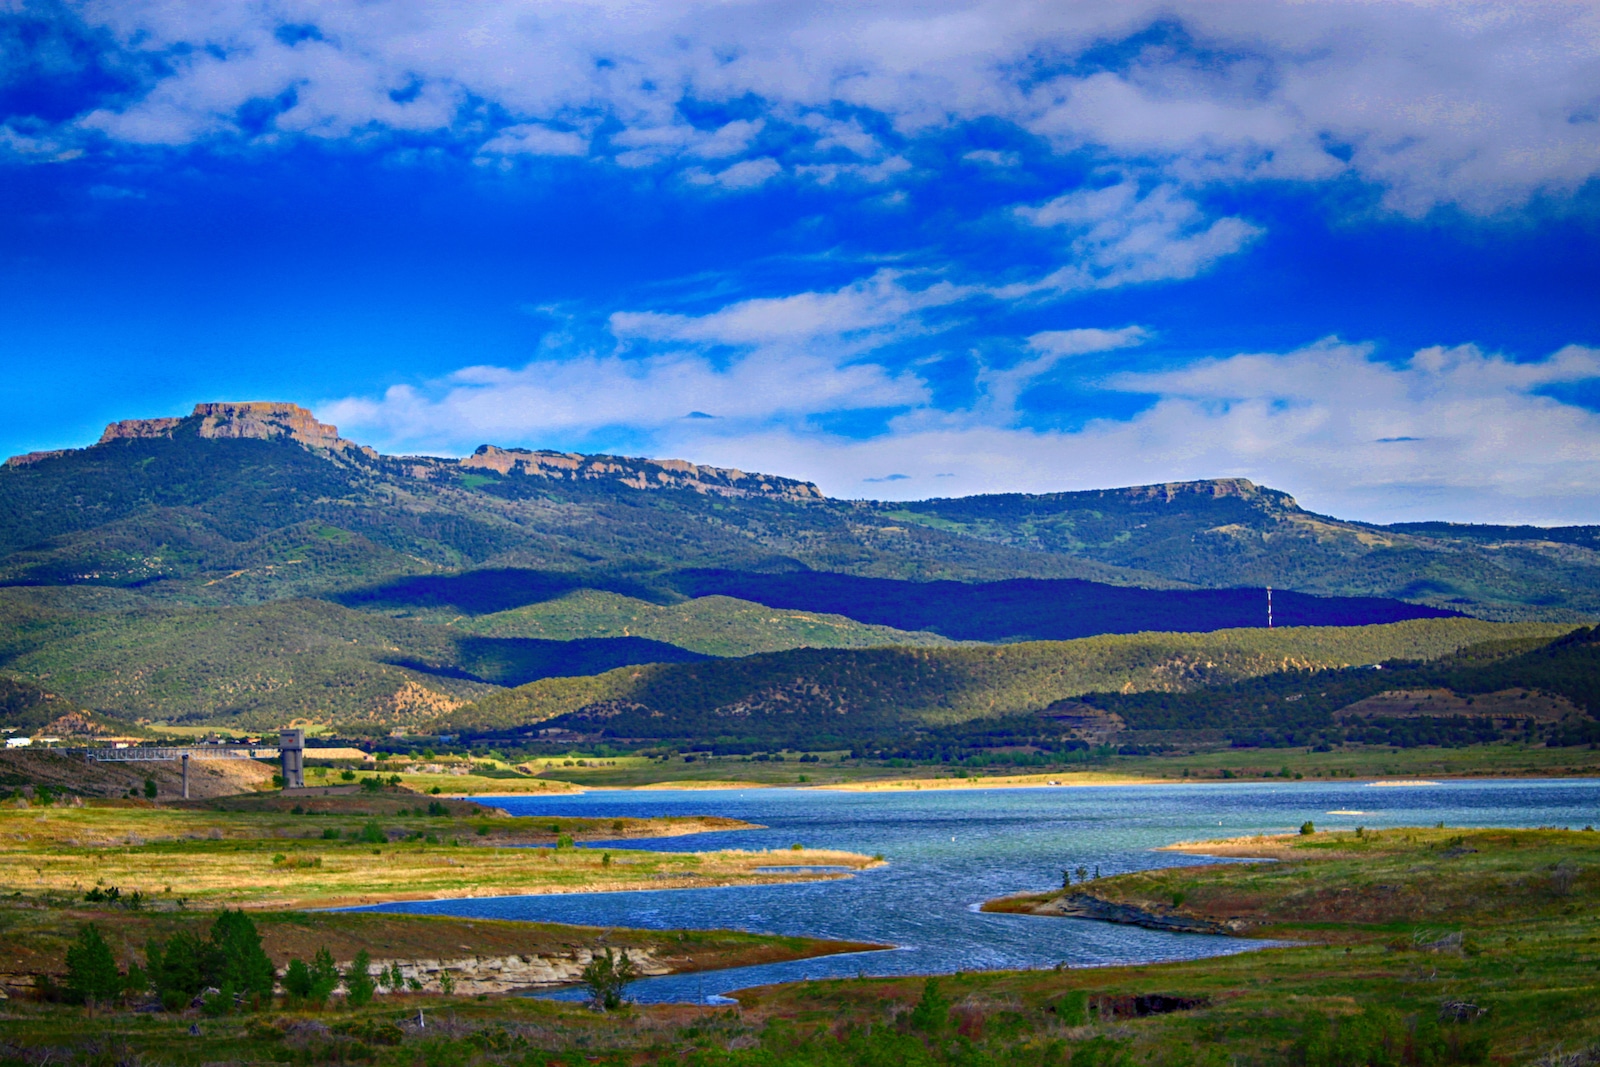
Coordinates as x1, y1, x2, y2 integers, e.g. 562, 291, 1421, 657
65, 923, 123, 1005
357, 821, 387, 845
580, 948, 636, 1011
143, 778, 157, 799
1301, 821, 1316, 835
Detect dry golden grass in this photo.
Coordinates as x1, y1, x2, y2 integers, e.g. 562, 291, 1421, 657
0, 803, 879, 910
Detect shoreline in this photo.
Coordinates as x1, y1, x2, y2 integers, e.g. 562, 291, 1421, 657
498, 769, 1600, 795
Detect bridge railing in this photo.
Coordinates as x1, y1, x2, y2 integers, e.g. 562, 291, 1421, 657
70, 747, 280, 762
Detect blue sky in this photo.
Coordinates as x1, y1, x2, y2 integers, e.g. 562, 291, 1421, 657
2, 2, 1600, 523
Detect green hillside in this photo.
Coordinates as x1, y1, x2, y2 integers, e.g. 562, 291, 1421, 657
0, 589, 493, 730
7, 409, 1600, 624
1078, 624, 1600, 749
450, 590, 956, 656
882, 480, 1600, 619
0, 420, 1131, 607
2, 404, 1598, 747
448, 618, 1569, 745
0, 674, 145, 739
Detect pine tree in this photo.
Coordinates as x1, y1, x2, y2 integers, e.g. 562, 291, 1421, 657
208, 910, 276, 1002
345, 950, 376, 1007
65, 924, 123, 1006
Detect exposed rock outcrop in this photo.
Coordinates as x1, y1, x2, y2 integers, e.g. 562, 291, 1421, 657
99, 416, 184, 443
97, 402, 376, 456
461, 445, 822, 501
1, 449, 69, 468
349, 948, 669, 996
7, 401, 822, 503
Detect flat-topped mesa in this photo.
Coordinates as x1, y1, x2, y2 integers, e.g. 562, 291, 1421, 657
97, 402, 374, 456
462, 444, 823, 501
1085, 478, 1300, 512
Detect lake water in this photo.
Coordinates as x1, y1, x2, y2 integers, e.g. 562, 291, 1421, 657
361, 778, 1600, 1003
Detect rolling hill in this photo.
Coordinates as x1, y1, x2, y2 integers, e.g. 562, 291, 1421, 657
446, 618, 1570, 749
1, 401, 1597, 737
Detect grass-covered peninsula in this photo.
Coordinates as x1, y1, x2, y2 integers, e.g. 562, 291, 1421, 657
2, 824, 1597, 1067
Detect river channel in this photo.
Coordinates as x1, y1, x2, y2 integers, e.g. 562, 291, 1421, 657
361, 778, 1600, 1002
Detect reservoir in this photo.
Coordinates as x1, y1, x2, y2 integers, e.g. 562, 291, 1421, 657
362, 778, 1600, 1002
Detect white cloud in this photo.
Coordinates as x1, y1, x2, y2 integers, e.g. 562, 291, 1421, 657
962, 149, 1018, 167
323, 346, 928, 452
609, 269, 975, 346
476, 123, 589, 158
670, 340, 1600, 524
1008, 181, 1262, 292
1027, 326, 1149, 358
683, 156, 782, 189
39, 1, 1600, 214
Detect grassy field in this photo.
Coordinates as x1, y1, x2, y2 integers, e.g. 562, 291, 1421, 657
0, 796, 876, 910
2, 826, 1597, 1065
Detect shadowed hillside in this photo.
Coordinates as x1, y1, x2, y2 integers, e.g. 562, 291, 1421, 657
447, 618, 1567, 748
668, 570, 1458, 642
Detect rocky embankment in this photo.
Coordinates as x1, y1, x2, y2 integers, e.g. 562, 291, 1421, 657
983, 890, 1249, 935
344, 948, 669, 996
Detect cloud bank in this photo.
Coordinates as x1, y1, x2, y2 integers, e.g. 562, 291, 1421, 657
10, 1, 1600, 215
323, 261, 1600, 522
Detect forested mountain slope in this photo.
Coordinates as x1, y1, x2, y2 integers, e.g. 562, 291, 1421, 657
447, 618, 1568, 748
880, 481, 1600, 618
1, 401, 1596, 734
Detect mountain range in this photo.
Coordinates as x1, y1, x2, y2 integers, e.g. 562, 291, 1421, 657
1, 401, 1596, 737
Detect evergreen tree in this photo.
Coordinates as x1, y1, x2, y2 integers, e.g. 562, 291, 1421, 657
309, 947, 340, 1005
345, 950, 376, 1007
908, 978, 949, 1034
65, 924, 123, 1006
146, 928, 209, 1010
207, 910, 276, 1002
282, 958, 314, 1004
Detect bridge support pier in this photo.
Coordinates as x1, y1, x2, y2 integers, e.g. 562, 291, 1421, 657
181, 753, 189, 799
279, 729, 305, 790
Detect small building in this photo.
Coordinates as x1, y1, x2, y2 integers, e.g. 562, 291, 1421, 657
4, 737, 31, 749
